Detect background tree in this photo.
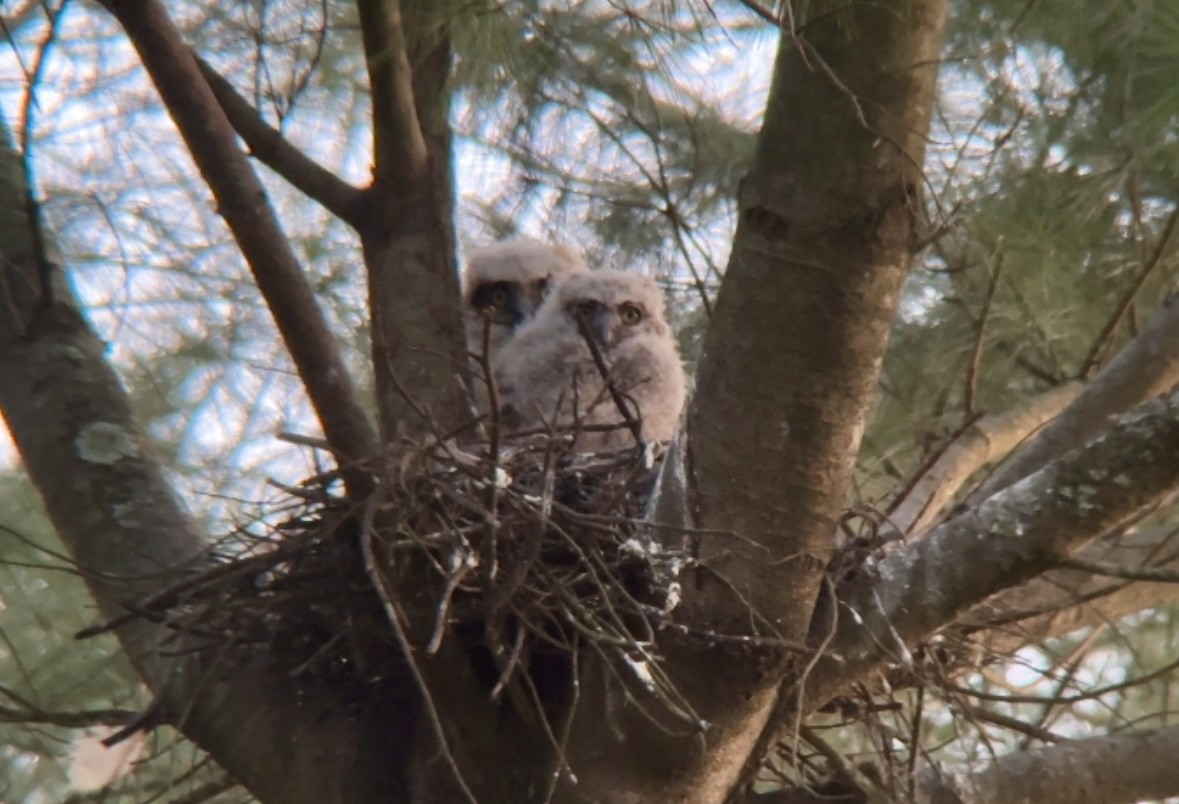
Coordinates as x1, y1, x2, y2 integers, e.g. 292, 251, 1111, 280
3, 1, 1179, 802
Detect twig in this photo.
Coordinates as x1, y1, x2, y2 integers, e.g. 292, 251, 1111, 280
359, 488, 478, 804
573, 314, 645, 445
799, 723, 894, 804
97, 0, 380, 497
1079, 204, 1179, 378
964, 240, 1004, 417
194, 54, 365, 224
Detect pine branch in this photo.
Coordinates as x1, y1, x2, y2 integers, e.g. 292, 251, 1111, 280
917, 725, 1179, 804
970, 272, 1179, 505
886, 381, 1083, 537
194, 54, 366, 225
96, 0, 379, 494
815, 385, 1179, 702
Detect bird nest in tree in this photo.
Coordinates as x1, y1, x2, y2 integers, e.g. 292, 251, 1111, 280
92, 431, 692, 715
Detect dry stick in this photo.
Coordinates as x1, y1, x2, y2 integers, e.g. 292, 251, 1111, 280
961, 703, 1065, 744
573, 315, 645, 445
478, 315, 503, 580
963, 240, 1004, 418
1017, 631, 1100, 750
799, 723, 895, 804
944, 653, 1179, 707
359, 490, 478, 804
194, 55, 364, 224
1080, 205, 1179, 378
906, 684, 925, 800
98, 0, 380, 496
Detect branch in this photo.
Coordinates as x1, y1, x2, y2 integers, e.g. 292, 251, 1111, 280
970, 291, 1179, 505
917, 725, 1179, 804
584, 2, 950, 801
96, 0, 379, 494
0, 116, 411, 804
193, 55, 365, 225
887, 382, 1082, 536
962, 525, 1179, 654
355, 4, 472, 440
356, 0, 429, 189
686, 0, 948, 634
809, 384, 1179, 708
750, 726, 1179, 804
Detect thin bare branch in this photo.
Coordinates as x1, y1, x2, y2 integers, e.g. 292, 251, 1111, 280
917, 725, 1179, 804
1055, 555, 1179, 584
96, 0, 379, 494
971, 269, 1179, 505
963, 242, 1004, 417
1079, 204, 1179, 378
194, 54, 366, 225
888, 382, 1082, 536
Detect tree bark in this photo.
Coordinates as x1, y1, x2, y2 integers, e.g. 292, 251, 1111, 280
0, 120, 413, 803
687, 0, 947, 635
917, 725, 1179, 804
560, 3, 950, 802
805, 385, 1179, 710
355, 0, 470, 440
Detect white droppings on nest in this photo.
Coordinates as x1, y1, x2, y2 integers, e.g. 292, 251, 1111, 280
625, 654, 658, 692
643, 441, 658, 469
620, 537, 648, 557
493, 467, 512, 488
663, 582, 681, 612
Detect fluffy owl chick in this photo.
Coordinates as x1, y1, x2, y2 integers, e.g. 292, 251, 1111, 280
462, 240, 588, 413
462, 239, 588, 362
493, 270, 686, 450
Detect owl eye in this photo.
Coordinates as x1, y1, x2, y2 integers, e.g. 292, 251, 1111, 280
487, 286, 512, 309
619, 303, 644, 325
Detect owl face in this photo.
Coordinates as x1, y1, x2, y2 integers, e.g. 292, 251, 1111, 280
468, 276, 551, 330
462, 241, 588, 360
548, 270, 669, 349
565, 297, 650, 349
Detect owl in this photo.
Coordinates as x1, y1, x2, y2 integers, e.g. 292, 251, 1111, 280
462, 240, 588, 411
492, 270, 686, 451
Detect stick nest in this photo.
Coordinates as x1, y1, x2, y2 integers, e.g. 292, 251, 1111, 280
109, 434, 690, 711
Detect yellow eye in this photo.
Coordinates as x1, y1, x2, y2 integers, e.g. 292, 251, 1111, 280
619, 303, 643, 325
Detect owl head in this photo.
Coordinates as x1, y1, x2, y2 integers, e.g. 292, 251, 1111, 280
462, 240, 588, 358
542, 269, 671, 350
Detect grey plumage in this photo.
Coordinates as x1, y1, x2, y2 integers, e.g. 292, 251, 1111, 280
492, 269, 686, 450
462, 240, 588, 411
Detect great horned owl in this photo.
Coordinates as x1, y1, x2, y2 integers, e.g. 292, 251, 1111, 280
462, 240, 588, 411
492, 269, 686, 450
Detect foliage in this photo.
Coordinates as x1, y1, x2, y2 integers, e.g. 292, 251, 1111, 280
2, 0, 1179, 800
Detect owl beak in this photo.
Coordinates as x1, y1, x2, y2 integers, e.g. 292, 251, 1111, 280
590, 311, 613, 349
